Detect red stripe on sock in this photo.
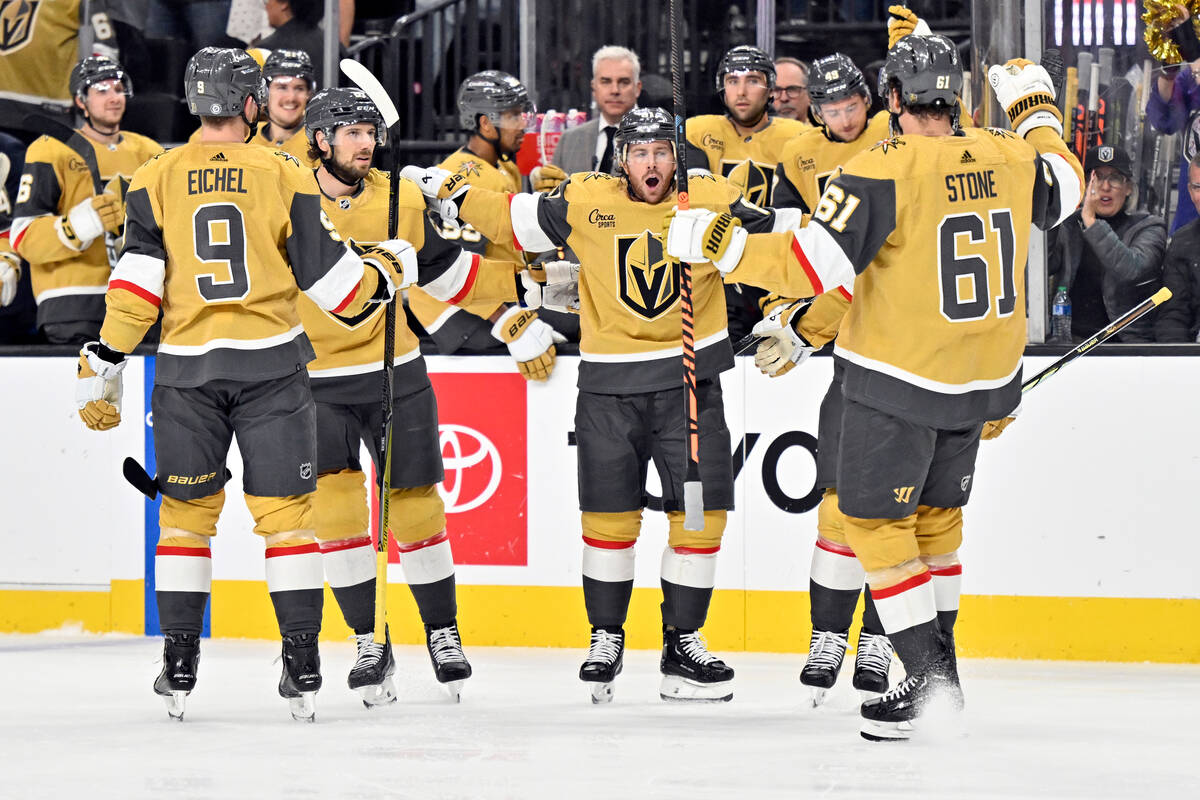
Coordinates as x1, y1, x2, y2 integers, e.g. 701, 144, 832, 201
317, 536, 373, 554
815, 538, 856, 557
871, 570, 931, 600
109, 279, 162, 307
672, 545, 720, 555
264, 543, 321, 559
155, 546, 211, 558
791, 236, 824, 295
930, 564, 963, 577
582, 536, 635, 550
396, 530, 450, 553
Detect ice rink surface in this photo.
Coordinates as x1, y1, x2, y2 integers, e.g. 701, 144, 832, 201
2, 632, 1197, 800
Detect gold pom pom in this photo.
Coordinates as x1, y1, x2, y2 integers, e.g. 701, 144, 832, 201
1143, 0, 1200, 64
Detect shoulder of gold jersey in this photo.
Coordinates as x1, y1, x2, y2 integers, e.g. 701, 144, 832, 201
688, 172, 743, 207
23, 134, 73, 165
394, 174, 428, 211
685, 115, 728, 143
864, 111, 892, 140
839, 135, 919, 180
969, 126, 1037, 159
272, 149, 303, 167
122, 131, 166, 157
766, 117, 808, 138
562, 170, 625, 203
780, 125, 830, 160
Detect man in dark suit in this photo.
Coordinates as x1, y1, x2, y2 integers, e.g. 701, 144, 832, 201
552, 46, 642, 176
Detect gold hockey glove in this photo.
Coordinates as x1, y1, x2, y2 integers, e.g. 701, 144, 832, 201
887, 4, 931, 48
491, 306, 563, 381
76, 341, 127, 431
530, 163, 568, 193
981, 416, 1017, 440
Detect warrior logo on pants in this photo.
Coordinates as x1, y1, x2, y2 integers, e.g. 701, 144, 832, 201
615, 230, 679, 321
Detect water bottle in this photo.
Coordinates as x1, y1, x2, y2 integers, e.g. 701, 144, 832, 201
1051, 285, 1072, 343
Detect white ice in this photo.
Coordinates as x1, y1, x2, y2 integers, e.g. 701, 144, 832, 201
2, 632, 1197, 799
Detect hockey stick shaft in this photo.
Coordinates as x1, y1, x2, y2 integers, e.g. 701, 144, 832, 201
340, 59, 399, 644
1022, 287, 1171, 393
670, 0, 704, 531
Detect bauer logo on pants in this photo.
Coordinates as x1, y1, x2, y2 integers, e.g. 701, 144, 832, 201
430, 372, 528, 565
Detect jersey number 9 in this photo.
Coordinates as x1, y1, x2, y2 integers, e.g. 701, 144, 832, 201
193, 203, 250, 302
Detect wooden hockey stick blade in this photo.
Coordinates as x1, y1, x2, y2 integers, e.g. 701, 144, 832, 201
1022, 287, 1171, 393
22, 114, 103, 193
122, 457, 158, 500
339, 59, 399, 128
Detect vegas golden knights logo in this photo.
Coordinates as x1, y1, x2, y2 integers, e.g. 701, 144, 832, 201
722, 159, 771, 206
0, 0, 40, 54
615, 230, 679, 320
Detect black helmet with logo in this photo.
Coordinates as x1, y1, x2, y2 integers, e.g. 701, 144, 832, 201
69, 55, 133, 99
614, 106, 676, 164
305, 87, 386, 150
263, 48, 316, 90
715, 45, 776, 92
456, 70, 534, 131
185, 47, 267, 118
807, 53, 869, 107
878, 34, 962, 111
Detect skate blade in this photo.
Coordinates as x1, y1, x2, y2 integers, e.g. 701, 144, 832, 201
442, 680, 464, 703
856, 688, 884, 704
587, 681, 616, 704
357, 676, 398, 709
162, 690, 188, 721
659, 675, 733, 703
860, 719, 913, 742
288, 692, 317, 722
807, 687, 830, 708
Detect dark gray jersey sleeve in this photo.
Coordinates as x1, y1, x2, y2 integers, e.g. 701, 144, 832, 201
729, 194, 776, 234
811, 172, 897, 275
286, 192, 356, 291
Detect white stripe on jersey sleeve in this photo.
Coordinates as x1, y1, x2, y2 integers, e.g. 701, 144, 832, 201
1041, 152, 1083, 228
420, 248, 476, 302
510, 193, 555, 252
793, 223, 857, 296
771, 207, 805, 232
304, 245, 363, 311
421, 304, 461, 334
111, 252, 166, 298
9, 215, 37, 243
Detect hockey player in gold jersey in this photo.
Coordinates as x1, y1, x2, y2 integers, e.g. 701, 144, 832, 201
666, 36, 1084, 739
408, 70, 567, 378
765, 52, 894, 706
0, 0, 121, 136
299, 87, 542, 703
405, 107, 778, 704
73, 48, 521, 722
11, 55, 162, 343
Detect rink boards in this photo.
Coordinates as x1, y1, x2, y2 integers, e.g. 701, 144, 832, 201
2, 353, 1197, 662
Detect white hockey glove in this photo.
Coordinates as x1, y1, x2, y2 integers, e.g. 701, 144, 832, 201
521, 260, 580, 313
0, 249, 19, 307
887, 4, 932, 48
76, 341, 127, 431
662, 207, 748, 275
362, 238, 417, 299
400, 164, 469, 223
987, 59, 1063, 137
492, 306, 565, 381
751, 301, 817, 377
58, 194, 122, 251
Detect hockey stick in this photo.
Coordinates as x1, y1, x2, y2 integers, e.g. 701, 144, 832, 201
669, 0, 704, 531
1022, 287, 1171, 394
340, 58, 401, 645
123, 456, 159, 500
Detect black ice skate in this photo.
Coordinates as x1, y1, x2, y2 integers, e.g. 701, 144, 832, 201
425, 621, 472, 702
578, 627, 624, 704
860, 654, 965, 742
348, 630, 397, 708
799, 629, 848, 707
153, 632, 200, 721
659, 626, 734, 702
278, 632, 322, 722
852, 631, 893, 700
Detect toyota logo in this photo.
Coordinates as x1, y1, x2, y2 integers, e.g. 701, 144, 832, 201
439, 424, 502, 513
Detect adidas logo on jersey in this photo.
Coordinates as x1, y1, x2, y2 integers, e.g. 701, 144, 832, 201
960, 150, 975, 164
210, 152, 227, 162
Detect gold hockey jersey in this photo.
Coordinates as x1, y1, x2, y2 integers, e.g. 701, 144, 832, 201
773, 111, 892, 215
300, 168, 518, 402
459, 171, 776, 393
0, 0, 119, 129
407, 147, 524, 351
187, 126, 317, 167
12, 130, 163, 327
729, 126, 1084, 426
685, 115, 807, 206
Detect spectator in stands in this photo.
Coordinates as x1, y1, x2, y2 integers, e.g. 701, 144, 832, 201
1146, 5, 1200, 234
1157, 157, 1200, 342
147, 0, 235, 53
772, 57, 810, 123
259, 0, 330, 81
1049, 145, 1166, 343
552, 46, 642, 175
